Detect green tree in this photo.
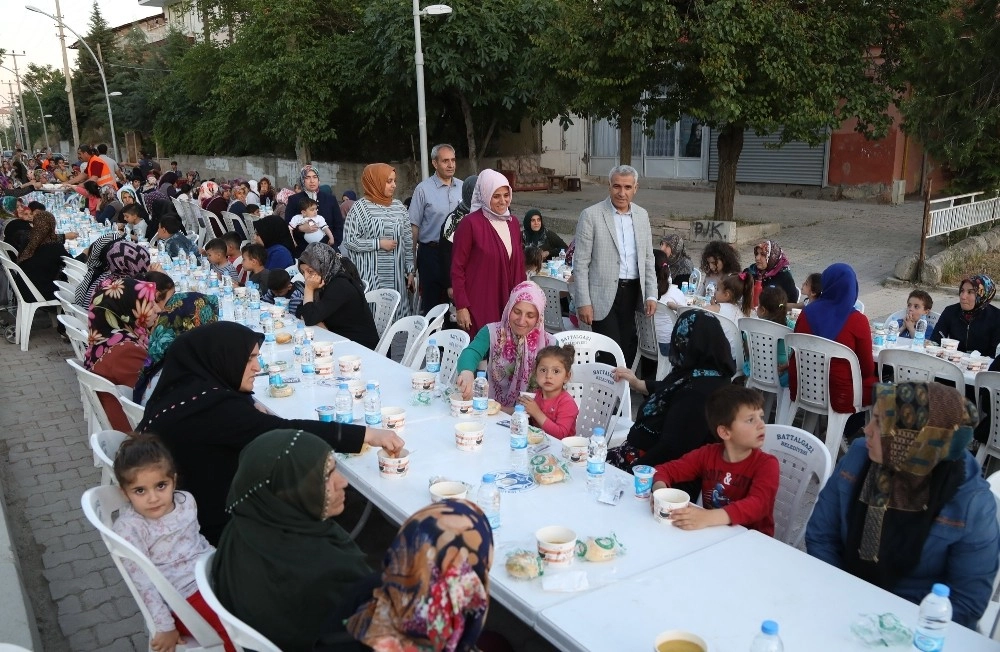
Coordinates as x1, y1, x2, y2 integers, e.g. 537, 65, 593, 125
20, 64, 69, 150
73, 1, 119, 143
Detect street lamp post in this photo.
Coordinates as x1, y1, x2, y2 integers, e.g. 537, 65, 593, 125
25, 4, 118, 159
412, 2, 452, 180
0, 65, 51, 151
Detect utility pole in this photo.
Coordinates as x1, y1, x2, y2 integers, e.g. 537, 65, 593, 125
7, 52, 31, 152
54, 0, 80, 151
7, 83, 24, 149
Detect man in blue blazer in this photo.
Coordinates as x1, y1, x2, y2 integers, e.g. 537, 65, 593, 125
284, 165, 344, 252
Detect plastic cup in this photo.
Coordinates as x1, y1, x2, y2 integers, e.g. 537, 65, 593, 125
632, 465, 655, 499
315, 405, 335, 423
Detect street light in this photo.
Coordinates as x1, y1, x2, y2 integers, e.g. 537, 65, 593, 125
0, 65, 51, 151
412, 1, 452, 179
25, 4, 118, 160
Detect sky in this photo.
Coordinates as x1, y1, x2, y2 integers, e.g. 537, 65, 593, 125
0, 0, 161, 103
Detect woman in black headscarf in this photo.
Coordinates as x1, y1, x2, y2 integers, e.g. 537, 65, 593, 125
297, 243, 379, 349
930, 274, 1000, 355
521, 208, 567, 262
139, 322, 402, 544
253, 214, 296, 270
606, 310, 736, 490
148, 197, 183, 241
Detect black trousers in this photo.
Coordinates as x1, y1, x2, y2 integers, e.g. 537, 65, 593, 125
417, 243, 447, 315
591, 280, 641, 368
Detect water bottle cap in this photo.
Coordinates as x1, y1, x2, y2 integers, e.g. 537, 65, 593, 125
932, 583, 950, 597
366, 382, 377, 389
761, 620, 778, 635
477, 371, 486, 378
482, 473, 496, 483
593, 427, 605, 436
339, 383, 349, 389
428, 339, 436, 345
514, 405, 525, 412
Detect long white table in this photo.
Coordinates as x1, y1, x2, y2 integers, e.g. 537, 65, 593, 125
537, 529, 1000, 651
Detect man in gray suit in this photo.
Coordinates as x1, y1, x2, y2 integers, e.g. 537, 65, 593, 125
573, 165, 657, 367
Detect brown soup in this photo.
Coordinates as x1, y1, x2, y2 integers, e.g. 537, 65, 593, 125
656, 641, 705, 652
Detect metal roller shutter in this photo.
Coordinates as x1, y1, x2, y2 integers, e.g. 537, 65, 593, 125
708, 129, 828, 186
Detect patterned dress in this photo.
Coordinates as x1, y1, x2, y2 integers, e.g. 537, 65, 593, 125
344, 197, 415, 317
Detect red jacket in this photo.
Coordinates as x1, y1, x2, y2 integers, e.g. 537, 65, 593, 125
789, 310, 875, 414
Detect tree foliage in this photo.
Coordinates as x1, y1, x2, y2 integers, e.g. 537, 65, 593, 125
73, 1, 119, 142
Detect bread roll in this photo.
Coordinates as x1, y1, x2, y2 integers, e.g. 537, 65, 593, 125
276, 332, 292, 344
269, 384, 294, 398
576, 536, 618, 562
505, 551, 543, 580
530, 454, 566, 485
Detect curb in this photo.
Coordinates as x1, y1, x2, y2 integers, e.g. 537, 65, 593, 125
0, 477, 41, 650
882, 276, 960, 296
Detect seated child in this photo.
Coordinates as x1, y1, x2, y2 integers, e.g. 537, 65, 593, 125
240, 243, 270, 288
897, 289, 933, 339
525, 246, 544, 277
518, 344, 579, 439
204, 237, 239, 284
262, 269, 304, 315
753, 286, 790, 387
221, 231, 243, 265
788, 272, 821, 310
157, 215, 199, 261
244, 204, 260, 218
706, 273, 753, 366
111, 435, 235, 652
650, 385, 779, 535
288, 197, 334, 245
654, 249, 686, 356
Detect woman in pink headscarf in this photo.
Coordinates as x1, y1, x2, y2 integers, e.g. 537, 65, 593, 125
454, 280, 557, 408
451, 169, 526, 335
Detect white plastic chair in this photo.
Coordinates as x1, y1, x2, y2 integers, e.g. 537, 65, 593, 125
976, 372, 1000, 468
195, 551, 282, 652
424, 302, 449, 338
57, 313, 88, 361
202, 210, 225, 238
564, 363, 627, 438
64, 266, 85, 285
877, 348, 966, 389
0, 256, 61, 351
554, 330, 631, 419
365, 288, 401, 340
781, 333, 864, 459
118, 394, 146, 430
632, 307, 672, 381
61, 256, 87, 275
89, 429, 128, 486
435, 329, 471, 387
533, 275, 569, 333
53, 278, 79, 294
762, 424, 833, 550
68, 358, 119, 433
885, 308, 941, 332
740, 317, 792, 424
714, 311, 744, 376
979, 471, 1000, 639
375, 315, 428, 366
241, 214, 256, 242
0, 241, 17, 260
220, 210, 243, 236
54, 290, 88, 323
854, 299, 865, 314
81, 487, 226, 651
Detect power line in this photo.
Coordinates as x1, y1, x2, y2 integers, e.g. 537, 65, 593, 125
105, 63, 174, 73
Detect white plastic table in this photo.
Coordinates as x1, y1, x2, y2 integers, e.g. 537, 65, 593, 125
537, 529, 1000, 652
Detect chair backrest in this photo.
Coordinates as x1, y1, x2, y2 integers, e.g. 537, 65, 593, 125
885, 308, 941, 332
436, 329, 471, 387
0, 241, 17, 260
532, 275, 568, 333
55, 291, 88, 323
64, 266, 85, 284
740, 317, 792, 393
784, 333, 862, 415
365, 288, 401, 339
53, 278, 79, 294
0, 256, 50, 304
118, 394, 146, 430
89, 429, 129, 486
564, 362, 626, 437
61, 256, 87, 274
763, 424, 833, 549
984, 471, 1000, 639
877, 348, 966, 389
202, 210, 225, 238
81, 486, 225, 649
57, 314, 88, 360
67, 358, 119, 432
220, 211, 242, 235
241, 214, 256, 241
714, 311, 744, 372
976, 372, 1000, 464
854, 299, 865, 314
553, 330, 626, 367
375, 315, 428, 363
424, 303, 450, 336
195, 551, 282, 652
633, 306, 673, 380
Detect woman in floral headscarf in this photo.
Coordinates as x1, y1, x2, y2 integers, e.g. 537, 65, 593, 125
807, 381, 999, 628
744, 239, 797, 309
455, 280, 557, 409
930, 274, 1000, 355
85, 277, 160, 431
84, 240, 152, 309
73, 232, 124, 306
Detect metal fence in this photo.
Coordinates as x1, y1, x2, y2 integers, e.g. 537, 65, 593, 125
926, 191, 1000, 238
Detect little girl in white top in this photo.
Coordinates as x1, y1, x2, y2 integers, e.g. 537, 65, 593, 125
707, 273, 754, 367
111, 435, 234, 652
653, 250, 687, 356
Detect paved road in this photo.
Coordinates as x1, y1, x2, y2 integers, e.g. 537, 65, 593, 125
0, 183, 954, 650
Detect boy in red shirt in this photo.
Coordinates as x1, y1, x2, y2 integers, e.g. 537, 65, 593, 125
651, 385, 779, 535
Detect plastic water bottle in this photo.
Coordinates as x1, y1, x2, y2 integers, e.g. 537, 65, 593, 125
510, 405, 529, 471
247, 283, 261, 326
750, 620, 784, 652
472, 371, 489, 421
688, 267, 702, 291
586, 427, 608, 494
680, 281, 689, 296
705, 281, 717, 302
912, 584, 951, 651
364, 381, 382, 426
335, 383, 354, 423
292, 320, 306, 362
207, 275, 220, 298
299, 345, 315, 388
424, 338, 440, 376
476, 473, 501, 530
912, 317, 927, 351
886, 320, 898, 347
221, 279, 234, 320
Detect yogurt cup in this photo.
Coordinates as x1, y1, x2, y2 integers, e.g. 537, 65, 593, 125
411, 372, 436, 391
632, 465, 655, 499
450, 396, 474, 418
316, 405, 335, 423
560, 436, 589, 465
338, 355, 362, 377
429, 481, 468, 502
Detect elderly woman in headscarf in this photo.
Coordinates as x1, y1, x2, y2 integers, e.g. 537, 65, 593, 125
95, 185, 120, 225
455, 281, 557, 409
343, 164, 415, 314
790, 262, 876, 437
115, 185, 147, 225
440, 174, 478, 304
133, 292, 220, 406
606, 310, 736, 480
197, 180, 219, 210
297, 242, 378, 349
451, 169, 526, 334
86, 277, 160, 431
339, 190, 356, 218
806, 381, 999, 628
205, 183, 231, 221
522, 208, 568, 263
284, 165, 344, 247
658, 234, 694, 285
83, 240, 152, 308
253, 215, 296, 270
930, 274, 1000, 356
744, 239, 797, 309
73, 232, 124, 307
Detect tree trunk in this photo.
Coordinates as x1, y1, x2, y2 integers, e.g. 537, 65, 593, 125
618, 104, 633, 165
201, 1, 211, 43
457, 93, 479, 173
714, 122, 745, 221
295, 136, 310, 166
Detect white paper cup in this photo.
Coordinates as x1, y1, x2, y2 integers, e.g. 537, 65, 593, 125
313, 342, 334, 358
338, 355, 362, 377
450, 397, 474, 418
941, 337, 959, 351
382, 407, 406, 431
314, 356, 334, 376
377, 448, 410, 478
454, 422, 485, 451
653, 488, 690, 524
347, 379, 366, 402
561, 436, 589, 465
428, 481, 468, 502
653, 630, 709, 652
411, 372, 436, 391
535, 526, 577, 567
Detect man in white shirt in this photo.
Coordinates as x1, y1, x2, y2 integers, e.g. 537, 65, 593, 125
572, 165, 657, 367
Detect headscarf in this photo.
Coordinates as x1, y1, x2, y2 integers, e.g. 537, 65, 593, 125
630, 310, 736, 441
276, 187, 295, 206
347, 500, 493, 652
142, 189, 168, 215
299, 242, 364, 294
361, 163, 395, 207
116, 185, 137, 205
844, 382, 977, 591
486, 281, 557, 407
442, 175, 478, 244
213, 429, 370, 652
342, 190, 357, 201
133, 292, 219, 403
751, 239, 790, 280
254, 215, 296, 256
661, 234, 693, 279
17, 210, 58, 262
959, 274, 996, 320
469, 169, 512, 220
199, 180, 220, 203
521, 209, 548, 248
84, 278, 158, 369
802, 262, 859, 340
88, 240, 151, 306
300, 165, 320, 201
2, 196, 17, 214
74, 232, 124, 306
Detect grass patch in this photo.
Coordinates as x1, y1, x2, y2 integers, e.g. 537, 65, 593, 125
941, 250, 1000, 285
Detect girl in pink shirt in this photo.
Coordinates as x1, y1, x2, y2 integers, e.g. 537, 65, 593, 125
518, 344, 579, 439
